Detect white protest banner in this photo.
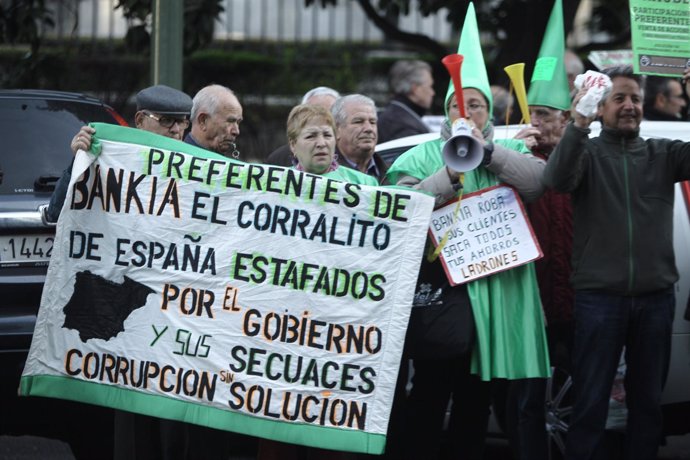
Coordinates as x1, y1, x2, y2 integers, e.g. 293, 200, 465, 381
20, 123, 434, 455
429, 185, 541, 285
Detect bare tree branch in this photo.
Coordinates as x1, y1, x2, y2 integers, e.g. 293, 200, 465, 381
356, 0, 450, 60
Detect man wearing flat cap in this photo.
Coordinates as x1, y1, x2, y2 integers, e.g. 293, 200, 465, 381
47, 84, 192, 221
46, 84, 209, 459
130, 84, 193, 138
70, 84, 192, 153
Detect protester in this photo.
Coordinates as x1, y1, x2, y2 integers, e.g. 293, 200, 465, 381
256, 105, 375, 460
643, 75, 687, 121
377, 60, 434, 145
506, 2, 573, 457
564, 49, 584, 94
332, 94, 388, 184
286, 104, 376, 184
185, 84, 243, 157
508, 106, 572, 460
491, 84, 514, 126
73, 83, 243, 460
265, 86, 340, 167
46, 84, 196, 459
48, 84, 192, 223
388, 87, 550, 460
386, 5, 550, 458
180, 83, 248, 459
543, 65, 690, 460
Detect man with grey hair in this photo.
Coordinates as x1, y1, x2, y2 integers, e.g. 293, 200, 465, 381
185, 84, 243, 158
332, 93, 388, 184
265, 86, 340, 167
377, 60, 434, 145
300, 86, 340, 107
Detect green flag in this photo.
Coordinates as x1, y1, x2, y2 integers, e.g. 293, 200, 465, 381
527, 0, 571, 110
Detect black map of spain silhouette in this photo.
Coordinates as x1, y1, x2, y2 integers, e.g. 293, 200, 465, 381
63, 271, 154, 342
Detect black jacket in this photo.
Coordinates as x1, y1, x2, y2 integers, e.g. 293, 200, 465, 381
377, 97, 430, 144
543, 122, 690, 295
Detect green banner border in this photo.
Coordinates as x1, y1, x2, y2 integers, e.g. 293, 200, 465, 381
88, 122, 231, 161
20, 375, 386, 454
88, 122, 431, 197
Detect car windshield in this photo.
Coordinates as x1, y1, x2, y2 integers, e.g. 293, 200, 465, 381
0, 97, 119, 195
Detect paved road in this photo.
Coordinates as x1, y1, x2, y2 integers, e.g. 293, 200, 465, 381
1, 434, 688, 459
657, 434, 690, 459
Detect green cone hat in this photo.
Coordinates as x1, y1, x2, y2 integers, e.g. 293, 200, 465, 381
445, 2, 493, 121
527, 0, 571, 110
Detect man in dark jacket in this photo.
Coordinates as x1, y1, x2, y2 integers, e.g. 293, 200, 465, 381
643, 76, 687, 121
543, 65, 690, 460
377, 60, 434, 146
47, 85, 199, 459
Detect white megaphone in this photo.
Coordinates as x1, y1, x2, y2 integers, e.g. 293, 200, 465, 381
442, 118, 484, 172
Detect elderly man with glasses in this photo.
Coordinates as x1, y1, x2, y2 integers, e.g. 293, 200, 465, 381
47, 84, 192, 222
45, 85, 235, 459
70, 84, 192, 153
132, 84, 192, 137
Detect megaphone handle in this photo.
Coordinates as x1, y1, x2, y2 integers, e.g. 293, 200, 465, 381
427, 173, 465, 262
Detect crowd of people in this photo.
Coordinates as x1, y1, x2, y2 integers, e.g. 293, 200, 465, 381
47, 2, 690, 458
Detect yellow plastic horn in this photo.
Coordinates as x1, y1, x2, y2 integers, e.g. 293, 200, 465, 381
504, 63, 531, 125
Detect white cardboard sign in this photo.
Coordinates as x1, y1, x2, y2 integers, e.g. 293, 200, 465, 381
428, 185, 542, 285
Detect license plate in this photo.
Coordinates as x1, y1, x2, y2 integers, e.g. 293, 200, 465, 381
0, 235, 54, 267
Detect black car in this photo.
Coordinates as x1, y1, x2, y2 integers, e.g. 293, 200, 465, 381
0, 89, 126, 457
0, 90, 126, 353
